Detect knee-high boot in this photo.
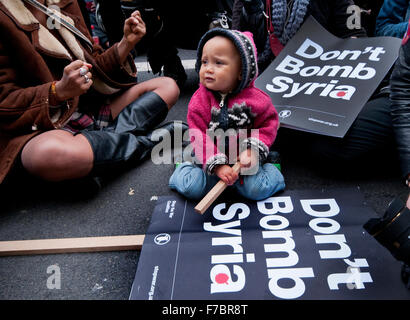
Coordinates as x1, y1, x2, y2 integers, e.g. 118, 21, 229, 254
111, 91, 168, 135
80, 130, 151, 176
81, 121, 188, 176
80, 92, 187, 176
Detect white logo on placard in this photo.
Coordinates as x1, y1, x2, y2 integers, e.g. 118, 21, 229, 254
165, 200, 176, 218
279, 110, 292, 118
154, 233, 171, 245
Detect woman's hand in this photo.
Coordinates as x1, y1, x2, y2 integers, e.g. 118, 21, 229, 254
123, 11, 146, 49
117, 11, 146, 63
54, 60, 93, 101
215, 164, 239, 186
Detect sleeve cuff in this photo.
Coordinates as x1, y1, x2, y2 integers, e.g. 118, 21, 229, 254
205, 153, 228, 175
114, 43, 137, 78
241, 137, 269, 162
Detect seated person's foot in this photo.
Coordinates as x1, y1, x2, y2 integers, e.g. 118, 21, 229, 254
163, 55, 187, 89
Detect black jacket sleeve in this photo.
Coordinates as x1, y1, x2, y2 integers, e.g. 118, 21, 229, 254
231, 0, 267, 54
389, 38, 410, 179
232, 0, 244, 30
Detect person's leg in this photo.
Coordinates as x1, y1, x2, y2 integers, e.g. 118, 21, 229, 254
109, 77, 179, 119
169, 162, 219, 200
235, 163, 285, 201
20, 78, 180, 182
80, 77, 181, 176
21, 124, 185, 182
96, 0, 125, 45
310, 95, 395, 167
20, 130, 94, 182
276, 95, 396, 172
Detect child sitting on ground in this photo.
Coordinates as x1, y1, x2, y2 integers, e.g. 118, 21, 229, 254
169, 28, 285, 201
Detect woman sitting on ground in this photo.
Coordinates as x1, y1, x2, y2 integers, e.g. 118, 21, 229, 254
0, 0, 180, 185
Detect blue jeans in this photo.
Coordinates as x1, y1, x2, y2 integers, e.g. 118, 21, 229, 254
169, 162, 285, 201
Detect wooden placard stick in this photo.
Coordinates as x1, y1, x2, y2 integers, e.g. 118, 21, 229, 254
195, 162, 241, 215
0, 234, 145, 257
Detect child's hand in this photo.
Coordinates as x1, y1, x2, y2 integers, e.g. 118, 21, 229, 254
239, 149, 258, 169
215, 164, 239, 185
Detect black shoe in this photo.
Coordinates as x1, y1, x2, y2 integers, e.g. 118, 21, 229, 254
58, 176, 103, 199
163, 55, 187, 89
146, 121, 189, 165
401, 264, 410, 289
146, 120, 189, 149
78, 176, 103, 196
363, 194, 410, 265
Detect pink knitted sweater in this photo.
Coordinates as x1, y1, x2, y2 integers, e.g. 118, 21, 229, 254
187, 83, 279, 175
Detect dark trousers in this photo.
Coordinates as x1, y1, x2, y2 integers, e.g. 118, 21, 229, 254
275, 94, 397, 174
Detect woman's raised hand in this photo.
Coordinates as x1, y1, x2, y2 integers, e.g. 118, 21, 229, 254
123, 10, 146, 48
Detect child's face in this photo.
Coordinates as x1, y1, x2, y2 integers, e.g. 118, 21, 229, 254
199, 36, 242, 94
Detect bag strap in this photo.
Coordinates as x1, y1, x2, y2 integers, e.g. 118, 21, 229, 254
23, 0, 94, 51
265, 0, 274, 36
264, 0, 284, 56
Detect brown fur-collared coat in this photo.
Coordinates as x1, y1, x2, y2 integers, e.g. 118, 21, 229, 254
0, 0, 137, 184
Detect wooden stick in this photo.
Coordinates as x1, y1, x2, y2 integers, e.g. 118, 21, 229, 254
0, 235, 145, 257
195, 162, 241, 215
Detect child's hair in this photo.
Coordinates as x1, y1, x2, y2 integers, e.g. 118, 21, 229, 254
195, 28, 259, 94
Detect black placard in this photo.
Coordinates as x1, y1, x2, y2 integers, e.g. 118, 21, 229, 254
255, 16, 401, 137
129, 188, 409, 300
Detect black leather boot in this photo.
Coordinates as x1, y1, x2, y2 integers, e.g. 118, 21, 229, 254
81, 121, 188, 176
144, 120, 189, 151
81, 130, 145, 176
111, 91, 168, 135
